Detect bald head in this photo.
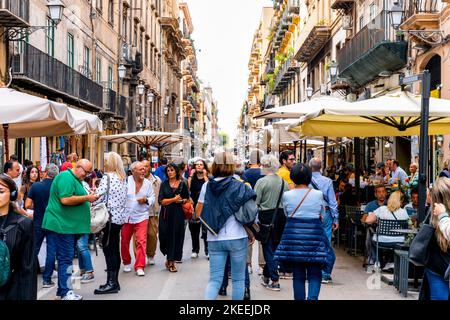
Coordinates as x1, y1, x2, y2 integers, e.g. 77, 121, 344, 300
74, 159, 93, 181
309, 158, 322, 172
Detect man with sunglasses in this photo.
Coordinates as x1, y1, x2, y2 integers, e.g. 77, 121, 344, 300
277, 150, 296, 190
42, 159, 99, 300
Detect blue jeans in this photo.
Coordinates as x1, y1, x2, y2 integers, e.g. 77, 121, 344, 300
262, 233, 279, 282
205, 238, 248, 300
40, 228, 57, 283
425, 268, 450, 300
220, 255, 250, 289
48, 231, 76, 297
322, 209, 334, 279
76, 234, 93, 273
292, 262, 322, 300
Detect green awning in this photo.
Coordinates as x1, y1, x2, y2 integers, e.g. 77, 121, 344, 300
339, 41, 407, 89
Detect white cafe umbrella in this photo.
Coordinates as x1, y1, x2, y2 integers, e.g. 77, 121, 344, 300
99, 130, 183, 149
253, 96, 349, 119
68, 107, 103, 135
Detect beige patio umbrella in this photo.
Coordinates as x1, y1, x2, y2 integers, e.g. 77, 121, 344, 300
69, 107, 103, 135
99, 130, 183, 149
289, 90, 450, 137
254, 96, 350, 119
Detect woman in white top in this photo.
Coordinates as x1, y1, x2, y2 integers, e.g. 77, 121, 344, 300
365, 191, 409, 268
93, 152, 128, 295
196, 152, 256, 300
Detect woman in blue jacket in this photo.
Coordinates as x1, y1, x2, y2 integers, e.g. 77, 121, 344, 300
275, 163, 335, 300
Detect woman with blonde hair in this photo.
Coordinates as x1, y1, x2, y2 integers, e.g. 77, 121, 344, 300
425, 177, 450, 300
93, 152, 128, 295
365, 191, 410, 269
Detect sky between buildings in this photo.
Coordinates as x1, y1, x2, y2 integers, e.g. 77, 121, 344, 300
186, 0, 273, 145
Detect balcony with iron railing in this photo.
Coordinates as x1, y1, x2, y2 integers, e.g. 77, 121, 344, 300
102, 89, 116, 113
11, 42, 103, 111
331, 0, 355, 11
294, 14, 331, 62
336, 11, 407, 89
401, 0, 442, 31
0, 0, 29, 27
273, 3, 299, 51
116, 95, 127, 118
272, 57, 300, 94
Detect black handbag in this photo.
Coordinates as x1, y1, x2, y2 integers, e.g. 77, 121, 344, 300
409, 209, 435, 266
248, 180, 285, 244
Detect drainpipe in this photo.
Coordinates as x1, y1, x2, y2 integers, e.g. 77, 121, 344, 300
159, 0, 163, 132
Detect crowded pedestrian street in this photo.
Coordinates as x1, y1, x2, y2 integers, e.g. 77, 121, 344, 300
36, 231, 417, 300
0, 0, 450, 307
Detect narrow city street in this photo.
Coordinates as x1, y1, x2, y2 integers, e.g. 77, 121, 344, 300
37, 229, 417, 300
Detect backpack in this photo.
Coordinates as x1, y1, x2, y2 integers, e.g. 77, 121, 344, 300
0, 215, 26, 287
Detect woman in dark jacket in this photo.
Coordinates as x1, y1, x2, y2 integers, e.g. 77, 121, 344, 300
159, 163, 190, 272
275, 164, 335, 300
0, 174, 36, 300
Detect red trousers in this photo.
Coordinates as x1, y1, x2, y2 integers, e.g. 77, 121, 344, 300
121, 219, 148, 270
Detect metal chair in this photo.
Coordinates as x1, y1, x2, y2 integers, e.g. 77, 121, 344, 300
345, 205, 364, 256
374, 219, 409, 270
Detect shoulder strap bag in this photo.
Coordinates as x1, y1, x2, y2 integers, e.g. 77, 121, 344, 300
289, 189, 312, 218
409, 208, 435, 266
251, 180, 285, 244
90, 174, 110, 234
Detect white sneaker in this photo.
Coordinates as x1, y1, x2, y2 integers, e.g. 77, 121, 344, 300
51, 270, 58, 278
206, 254, 209, 260
191, 252, 198, 259
146, 257, 155, 265
61, 290, 83, 300
136, 268, 145, 276
123, 264, 132, 273
382, 262, 395, 271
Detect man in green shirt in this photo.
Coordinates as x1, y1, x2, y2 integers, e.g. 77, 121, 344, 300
42, 159, 99, 300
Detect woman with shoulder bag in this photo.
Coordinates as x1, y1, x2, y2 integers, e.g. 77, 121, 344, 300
274, 164, 335, 300
158, 163, 189, 272
254, 154, 288, 291
93, 152, 128, 295
423, 177, 450, 300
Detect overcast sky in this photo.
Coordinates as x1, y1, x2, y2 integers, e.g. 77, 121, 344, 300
186, 0, 273, 145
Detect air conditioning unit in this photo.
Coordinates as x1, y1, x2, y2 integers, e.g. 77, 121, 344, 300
342, 15, 353, 30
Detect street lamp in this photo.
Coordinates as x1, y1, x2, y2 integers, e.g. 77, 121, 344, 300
388, 2, 405, 30
137, 83, 145, 96
388, 1, 444, 45
147, 92, 154, 103
47, 0, 65, 25
2, 0, 65, 40
329, 61, 338, 81
306, 86, 313, 100
118, 65, 126, 79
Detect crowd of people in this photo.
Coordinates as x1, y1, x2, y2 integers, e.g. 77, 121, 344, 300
0, 150, 449, 300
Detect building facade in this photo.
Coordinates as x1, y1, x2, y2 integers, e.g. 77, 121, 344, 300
0, 0, 213, 168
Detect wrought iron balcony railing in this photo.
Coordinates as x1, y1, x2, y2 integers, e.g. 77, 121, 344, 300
11, 42, 103, 110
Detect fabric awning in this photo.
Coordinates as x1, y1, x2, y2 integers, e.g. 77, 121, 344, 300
0, 88, 76, 138
68, 107, 103, 135
289, 90, 450, 137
